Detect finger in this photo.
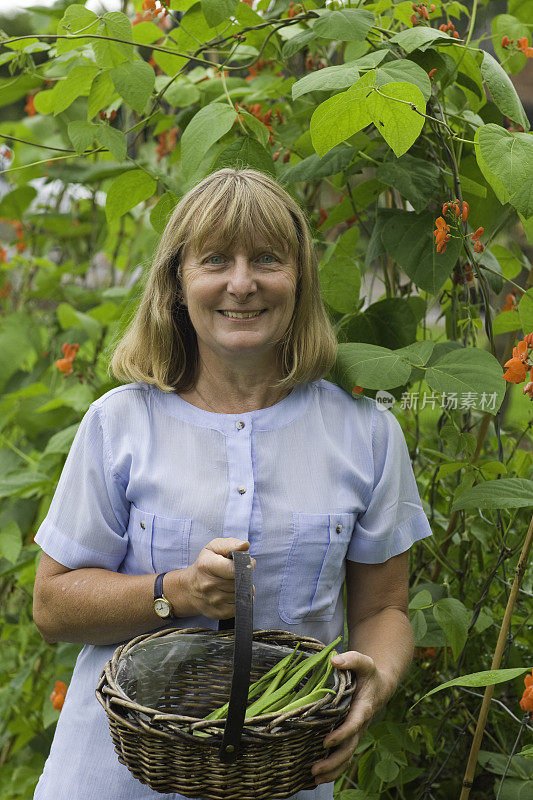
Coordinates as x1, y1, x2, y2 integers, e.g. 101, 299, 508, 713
323, 697, 374, 747
312, 741, 357, 784
331, 650, 376, 676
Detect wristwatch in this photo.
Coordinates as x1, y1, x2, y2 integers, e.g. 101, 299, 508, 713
153, 572, 174, 619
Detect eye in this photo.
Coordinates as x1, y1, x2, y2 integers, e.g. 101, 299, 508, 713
204, 254, 225, 265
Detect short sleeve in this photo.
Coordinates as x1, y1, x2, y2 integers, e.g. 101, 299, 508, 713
34, 402, 130, 570
346, 406, 432, 563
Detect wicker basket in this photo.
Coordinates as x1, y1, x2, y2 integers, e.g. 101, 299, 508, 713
96, 552, 356, 799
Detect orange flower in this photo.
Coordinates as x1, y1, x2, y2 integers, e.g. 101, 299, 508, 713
503, 340, 530, 383
433, 216, 450, 253
0, 282, 11, 298
520, 671, 533, 712
517, 37, 533, 57
55, 358, 74, 375
502, 292, 516, 312
352, 386, 363, 395
55, 343, 79, 375
428, 68, 437, 79
501, 35, 510, 49
50, 680, 68, 711
0, 247, 7, 264
25, 94, 36, 116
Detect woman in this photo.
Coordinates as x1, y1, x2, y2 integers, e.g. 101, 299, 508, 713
32, 167, 432, 800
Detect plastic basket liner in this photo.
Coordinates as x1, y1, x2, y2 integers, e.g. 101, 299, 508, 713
114, 632, 334, 717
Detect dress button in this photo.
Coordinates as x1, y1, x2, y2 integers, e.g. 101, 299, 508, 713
236, 421, 245, 429
335, 523, 343, 534
140, 521, 146, 529
237, 486, 247, 494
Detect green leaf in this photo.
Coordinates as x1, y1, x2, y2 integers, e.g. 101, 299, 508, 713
95, 124, 127, 162
0, 471, 51, 499
491, 244, 523, 279
150, 191, 179, 234
425, 347, 506, 412
181, 103, 239, 180
93, 12, 134, 69
344, 298, 424, 350
451, 478, 533, 511
388, 27, 452, 53
518, 288, 533, 334
292, 62, 361, 100
0, 521, 22, 564
52, 64, 99, 114
37, 384, 95, 414
481, 51, 530, 131
375, 60, 431, 101
67, 120, 97, 155
0, 186, 37, 218
375, 759, 399, 783
376, 155, 440, 213
57, 4, 99, 55
310, 8, 375, 42
409, 590, 433, 610
410, 667, 533, 709
281, 146, 354, 183
211, 136, 275, 177
110, 59, 154, 113
201, 0, 239, 27
87, 70, 117, 120
43, 424, 80, 455
160, 77, 200, 107
310, 71, 374, 158
132, 21, 163, 45
492, 310, 521, 335
57, 302, 102, 340
381, 211, 462, 294
433, 598, 470, 660
397, 340, 435, 366
319, 256, 360, 314
330, 343, 412, 391
282, 29, 318, 60
477, 125, 533, 219
105, 169, 157, 223
366, 81, 426, 157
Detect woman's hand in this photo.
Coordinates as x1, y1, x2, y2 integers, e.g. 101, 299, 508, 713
310, 650, 395, 786
185, 538, 256, 620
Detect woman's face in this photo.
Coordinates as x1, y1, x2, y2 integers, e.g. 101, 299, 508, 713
179, 238, 298, 363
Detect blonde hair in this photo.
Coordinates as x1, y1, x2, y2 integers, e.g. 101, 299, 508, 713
108, 167, 338, 394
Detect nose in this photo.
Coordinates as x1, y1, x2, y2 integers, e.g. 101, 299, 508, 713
226, 256, 258, 299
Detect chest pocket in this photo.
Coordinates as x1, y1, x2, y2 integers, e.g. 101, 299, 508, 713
127, 503, 192, 574
279, 512, 356, 624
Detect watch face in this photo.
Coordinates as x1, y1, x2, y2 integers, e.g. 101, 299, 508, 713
154, 598, 171, 617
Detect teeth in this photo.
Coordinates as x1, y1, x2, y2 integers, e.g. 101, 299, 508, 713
221, 310, 263, 318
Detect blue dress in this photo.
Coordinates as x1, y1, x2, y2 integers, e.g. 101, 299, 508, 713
33, 378, 432, 799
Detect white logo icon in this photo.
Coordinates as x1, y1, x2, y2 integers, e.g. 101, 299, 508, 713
375, 390, 396, 411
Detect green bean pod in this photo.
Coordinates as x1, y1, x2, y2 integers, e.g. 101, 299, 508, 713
244, 636, 341, 719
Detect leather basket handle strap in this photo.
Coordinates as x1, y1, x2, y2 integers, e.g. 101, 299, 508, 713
217, 550, 254, 763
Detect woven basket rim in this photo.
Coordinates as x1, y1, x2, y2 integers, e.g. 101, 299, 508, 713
96, 626, 355, 738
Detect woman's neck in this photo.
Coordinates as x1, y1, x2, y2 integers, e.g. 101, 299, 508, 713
180, 373, 290, 414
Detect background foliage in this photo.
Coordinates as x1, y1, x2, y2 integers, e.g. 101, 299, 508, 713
0, 0, 532, 798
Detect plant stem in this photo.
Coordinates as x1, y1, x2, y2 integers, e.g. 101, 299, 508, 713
459, 511, 533, 800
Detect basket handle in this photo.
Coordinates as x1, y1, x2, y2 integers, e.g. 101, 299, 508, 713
216, 549, 254, 763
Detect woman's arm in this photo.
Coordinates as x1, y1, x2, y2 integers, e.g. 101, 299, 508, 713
33, 552, 198, 646
311, 551, 413, 785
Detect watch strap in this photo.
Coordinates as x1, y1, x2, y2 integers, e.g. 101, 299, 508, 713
154, 572, 168, 602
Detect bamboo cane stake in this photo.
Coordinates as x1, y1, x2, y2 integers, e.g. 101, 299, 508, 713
459, 511, 533, 800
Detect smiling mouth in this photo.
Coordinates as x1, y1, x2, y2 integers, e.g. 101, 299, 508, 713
218, 310, 266, 319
